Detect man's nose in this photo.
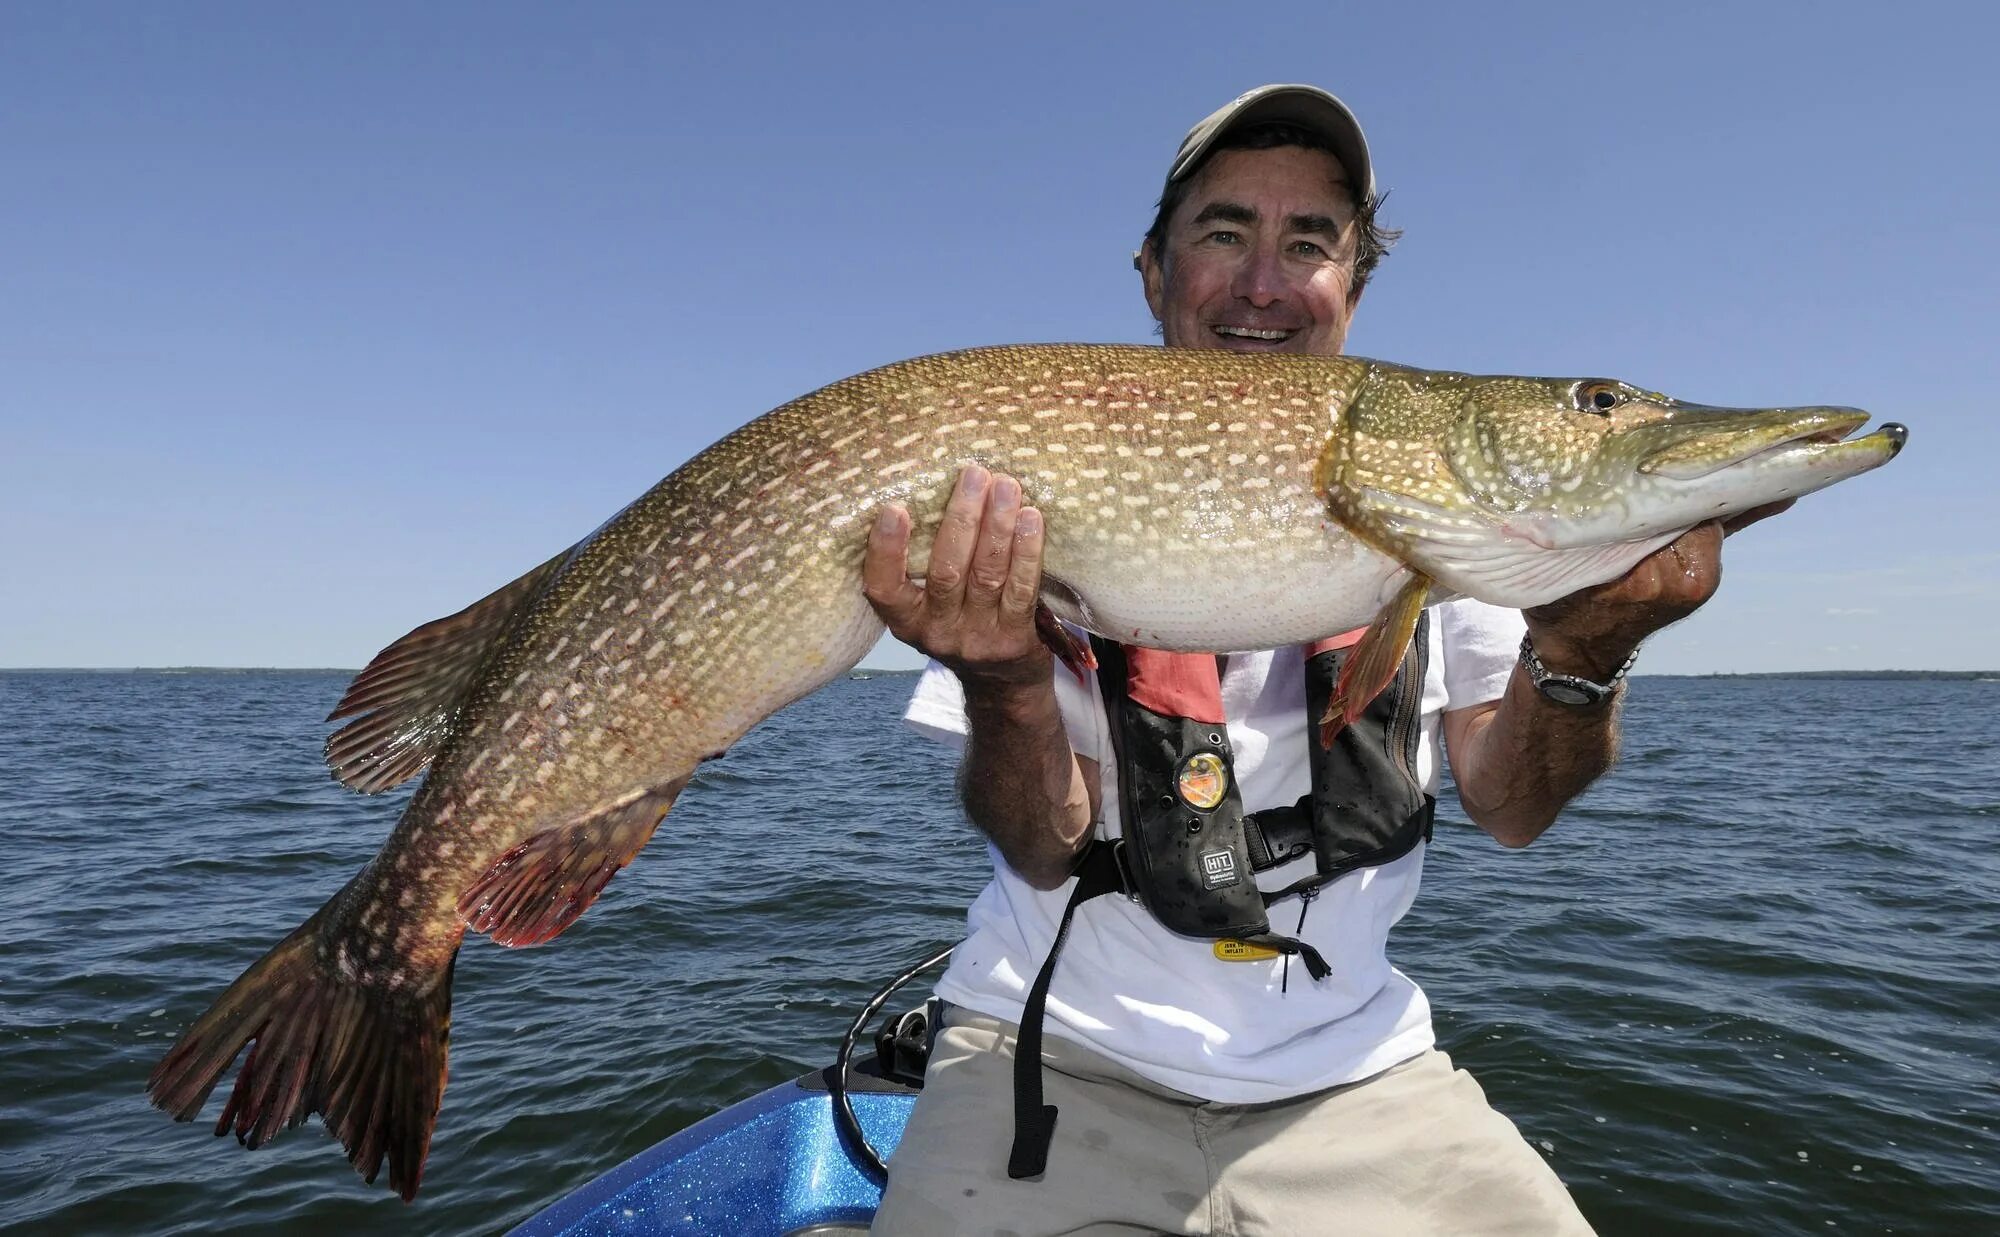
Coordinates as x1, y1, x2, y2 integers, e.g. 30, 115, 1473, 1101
1230, 244, 1287, 308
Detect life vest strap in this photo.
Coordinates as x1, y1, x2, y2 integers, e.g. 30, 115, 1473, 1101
1242, 797, 1314, 870
1005, 840, 1330, 1180
1007, 839, 1127, 1180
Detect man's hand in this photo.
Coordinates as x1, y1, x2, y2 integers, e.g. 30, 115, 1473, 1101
1450, 498, 1794, 847
1522, 499, 1793, 680
862, 464, 1096, 889
862, 463, 1051, 687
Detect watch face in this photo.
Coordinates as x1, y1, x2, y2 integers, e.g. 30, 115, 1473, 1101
1538, 678, 1602, 707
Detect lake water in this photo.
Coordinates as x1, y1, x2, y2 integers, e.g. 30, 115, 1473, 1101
0, 671, 1994, 1235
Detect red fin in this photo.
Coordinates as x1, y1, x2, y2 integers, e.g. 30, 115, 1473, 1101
1035, 605, 1098, 682
325, 548, 572, 793
1320, 574, 1432, 747
147, 903, 457, 1202
459, 777, 690, 947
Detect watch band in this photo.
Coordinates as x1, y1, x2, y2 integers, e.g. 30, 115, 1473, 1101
1519, 634, 1637, 706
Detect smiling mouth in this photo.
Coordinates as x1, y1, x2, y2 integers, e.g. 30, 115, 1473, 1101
1211, 324, 1298, 346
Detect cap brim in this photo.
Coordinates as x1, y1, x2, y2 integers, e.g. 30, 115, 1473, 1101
1168, 84, 1374, 203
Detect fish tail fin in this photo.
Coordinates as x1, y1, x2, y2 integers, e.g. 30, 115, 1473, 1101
146, 903, 457, 1202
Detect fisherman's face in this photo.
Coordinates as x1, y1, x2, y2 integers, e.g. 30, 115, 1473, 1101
1142, 145, 1363, 358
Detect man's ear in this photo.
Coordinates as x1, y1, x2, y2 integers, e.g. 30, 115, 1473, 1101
1138, 239, 1166, 324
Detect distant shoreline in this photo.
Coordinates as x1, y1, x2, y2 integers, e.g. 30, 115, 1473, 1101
0, 667, 1990, 680
1644, 670, 1997, 681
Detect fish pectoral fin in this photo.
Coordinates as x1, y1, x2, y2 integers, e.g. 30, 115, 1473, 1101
1035, 604, 1098, 682
325, 547, 573, 793
458, 775, 691, 948
1320, 572, 1432, 747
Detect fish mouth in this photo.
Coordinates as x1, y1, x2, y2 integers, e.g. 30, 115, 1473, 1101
1636, 408, 1906, 480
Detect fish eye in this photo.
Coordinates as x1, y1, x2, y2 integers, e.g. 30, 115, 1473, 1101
1574, 381, 1625, 415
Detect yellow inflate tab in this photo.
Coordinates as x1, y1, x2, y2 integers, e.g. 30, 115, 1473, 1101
1213, 939, 1281, 962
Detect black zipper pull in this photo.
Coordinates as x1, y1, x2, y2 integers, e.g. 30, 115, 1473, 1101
1281, 886, 1322, 995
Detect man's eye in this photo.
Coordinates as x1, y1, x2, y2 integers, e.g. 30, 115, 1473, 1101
1290, 240, 1327, 258
1206, 230, 1241, 245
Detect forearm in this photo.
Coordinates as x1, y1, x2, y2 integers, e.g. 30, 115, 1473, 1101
959, 676, 1094, 890
1452, 634, 1626, 847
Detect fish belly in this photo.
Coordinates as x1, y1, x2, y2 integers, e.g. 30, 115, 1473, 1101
1041, 522, 1416, 652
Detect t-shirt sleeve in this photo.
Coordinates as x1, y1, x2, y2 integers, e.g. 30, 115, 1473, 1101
900, 633, 1109, 763
1437, 598, 1527, 710
902, 660, 972, 752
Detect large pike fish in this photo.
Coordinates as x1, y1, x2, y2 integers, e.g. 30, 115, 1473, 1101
148, 344, 1904, 1198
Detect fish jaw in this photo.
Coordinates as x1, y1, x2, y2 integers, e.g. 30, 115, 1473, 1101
1503, 407, 1906, 552
1324, 371, 1908, 610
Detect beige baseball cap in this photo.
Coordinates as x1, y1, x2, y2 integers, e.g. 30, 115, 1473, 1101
1165, 83, 1375, 203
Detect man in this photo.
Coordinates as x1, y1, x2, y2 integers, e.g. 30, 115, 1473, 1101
862, 85, 1758, 1236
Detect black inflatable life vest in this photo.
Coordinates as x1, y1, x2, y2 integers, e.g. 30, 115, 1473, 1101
1007, 617, 1433, 1181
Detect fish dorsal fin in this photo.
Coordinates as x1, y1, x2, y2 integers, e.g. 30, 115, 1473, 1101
324, 549, 570, 793
458, 776, 690, 947
1319, 572, 1432, 747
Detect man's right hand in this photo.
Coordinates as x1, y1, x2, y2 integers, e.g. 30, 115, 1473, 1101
862, 464, 1098, 888
862, 464, 1051, 688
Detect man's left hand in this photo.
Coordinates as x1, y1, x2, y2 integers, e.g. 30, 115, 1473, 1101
1522, 499, 1793, 681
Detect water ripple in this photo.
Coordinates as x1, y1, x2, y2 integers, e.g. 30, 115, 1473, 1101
0, 671, 1994, 1234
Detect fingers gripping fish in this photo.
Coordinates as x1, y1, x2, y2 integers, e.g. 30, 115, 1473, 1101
146, 344, 1905, 1198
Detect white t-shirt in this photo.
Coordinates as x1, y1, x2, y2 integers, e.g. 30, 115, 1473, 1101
902, 598, 1526, 1103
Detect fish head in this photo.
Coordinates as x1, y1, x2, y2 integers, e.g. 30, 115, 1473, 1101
1320, 365, 1907, 608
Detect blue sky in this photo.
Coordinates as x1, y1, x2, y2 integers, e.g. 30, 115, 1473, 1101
4, 2, 1994, 673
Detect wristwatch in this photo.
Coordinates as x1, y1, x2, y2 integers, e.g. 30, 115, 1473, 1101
1519, 634, 1637, 706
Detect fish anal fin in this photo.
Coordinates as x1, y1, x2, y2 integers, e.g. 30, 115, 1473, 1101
1035, 604, 1098, 682
325, 548, 571, 793
458, 776, 690, 947
1320, 573, 1432, 747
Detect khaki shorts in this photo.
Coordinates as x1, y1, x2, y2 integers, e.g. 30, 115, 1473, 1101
871, 1007, 1596, 1237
